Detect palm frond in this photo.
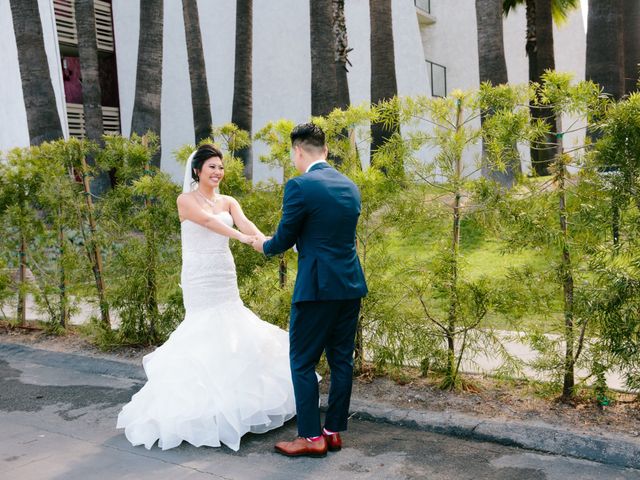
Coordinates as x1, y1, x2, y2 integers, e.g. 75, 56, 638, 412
503, 0, 580, 24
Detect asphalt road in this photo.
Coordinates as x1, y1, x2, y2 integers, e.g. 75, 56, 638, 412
1, 343, 639, 480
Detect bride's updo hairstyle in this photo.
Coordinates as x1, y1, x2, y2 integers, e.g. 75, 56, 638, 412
191, 144, 224, 183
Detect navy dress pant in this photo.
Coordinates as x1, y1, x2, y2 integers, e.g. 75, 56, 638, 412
288, 298, 361, 437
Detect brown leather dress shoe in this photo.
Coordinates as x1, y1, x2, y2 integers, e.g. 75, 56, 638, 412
323, 431, 342, 452
274, 437, 328, 458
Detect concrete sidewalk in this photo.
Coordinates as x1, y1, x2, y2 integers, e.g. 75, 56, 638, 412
0, 343, 640, 479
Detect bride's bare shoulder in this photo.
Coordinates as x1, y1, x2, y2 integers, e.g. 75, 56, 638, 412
219, 194, 239, 205
177, 192, 198, 209
177, 191, 196, 202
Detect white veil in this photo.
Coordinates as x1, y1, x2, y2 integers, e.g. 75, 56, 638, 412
182, 150, 197, 193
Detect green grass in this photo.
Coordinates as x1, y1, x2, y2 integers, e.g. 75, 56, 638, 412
382, 214, 564, 332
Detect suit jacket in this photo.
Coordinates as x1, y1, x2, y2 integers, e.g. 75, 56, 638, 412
263, 162, 368, 303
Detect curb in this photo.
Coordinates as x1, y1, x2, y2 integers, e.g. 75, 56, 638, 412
338, 398, 640, 470
3, 343, 638, 469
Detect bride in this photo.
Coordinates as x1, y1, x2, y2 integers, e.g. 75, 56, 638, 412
116, 144, 296, 451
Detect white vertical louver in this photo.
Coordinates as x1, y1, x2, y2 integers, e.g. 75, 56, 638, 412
66, 103, 121, 138
94, 1, 114, 52
54, 0, 114, 52
66, 103, 84, 138
102, 106, 120, 135
54, 0, 78, 46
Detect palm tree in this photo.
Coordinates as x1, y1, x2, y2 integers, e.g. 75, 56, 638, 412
310, 0, 338, 117
9, 0, 63, 145
182, 0, 213, 144
532, 0, 555, 79
476, 0, 519, 185
131, 0, 163, 167
369, 0, 399, 170
503, 0, 579, 175
231, 0, 253, 179
76, 0, 111, 194
586, 0, 624, 99
504, 0, 578, 81
623, 0, 640, 95
531, 0, 556, 176
476, 0, 509, 86
333, 0, 351, 110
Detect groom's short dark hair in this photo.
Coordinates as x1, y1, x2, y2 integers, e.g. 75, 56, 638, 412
290, 123, 326, 150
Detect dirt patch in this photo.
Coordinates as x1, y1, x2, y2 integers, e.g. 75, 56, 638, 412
2, 325, 638, 440
347, 372, 640, 439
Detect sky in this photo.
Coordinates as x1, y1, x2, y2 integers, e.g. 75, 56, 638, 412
581, 0, 588, 30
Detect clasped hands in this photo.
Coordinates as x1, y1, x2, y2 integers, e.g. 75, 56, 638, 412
238, 233, 271, 253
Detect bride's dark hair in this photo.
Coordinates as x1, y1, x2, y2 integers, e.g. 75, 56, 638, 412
192, 144, 223, 182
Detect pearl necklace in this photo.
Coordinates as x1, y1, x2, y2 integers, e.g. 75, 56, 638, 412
196, 189, 219, 206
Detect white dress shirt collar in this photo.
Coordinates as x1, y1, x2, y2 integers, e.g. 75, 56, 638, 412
305, 159, 328, 173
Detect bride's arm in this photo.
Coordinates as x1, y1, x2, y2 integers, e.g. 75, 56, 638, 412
227, 196, 263, 236
177, 194, 254, 244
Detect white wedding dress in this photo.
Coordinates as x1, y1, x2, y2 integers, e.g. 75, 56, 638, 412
116, 212, 296, 451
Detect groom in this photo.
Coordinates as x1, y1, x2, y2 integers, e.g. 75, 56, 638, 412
252, 123, 367, 457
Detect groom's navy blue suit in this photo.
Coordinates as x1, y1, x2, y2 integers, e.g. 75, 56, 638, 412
263, 162, 367, 437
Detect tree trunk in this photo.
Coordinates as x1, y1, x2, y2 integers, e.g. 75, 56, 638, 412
442, 99, 464, 391
231, 0, 254, 179
534, 0, 555, 77
140, 136, 159, 343
554, 122, 575, 400
330, 0, 352, 168
278, 256, 287, 289
131, 0, 163, 167
354, 312, 364, 374
17, 233, 27, 326
476, 0, 509, 85
525, 0, 538, 83
529, 0, 557, 176
79, 157, 110, 329
333, 0, 351, 110
476, 0, 519, 186
10, 0, 63, 145
76, 0, 111, 196
354, 235, 366, 373
370, 0, 399, 171
58, 205, 69, 329
623, 0, 640, 95
310, 0, 339, 117
586, 0, 624, 99
144, 212, 159, 343
183, 0, 213, 144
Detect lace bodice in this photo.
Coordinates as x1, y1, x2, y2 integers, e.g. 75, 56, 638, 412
180, 212, 241, 311
181, 212, 233, 253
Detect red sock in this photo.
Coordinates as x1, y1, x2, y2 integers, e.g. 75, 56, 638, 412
306, 435, 322, 442
323, 427, 337, 435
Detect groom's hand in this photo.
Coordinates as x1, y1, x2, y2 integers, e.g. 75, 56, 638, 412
252, 234, 271, 254
238, 234, 257, 245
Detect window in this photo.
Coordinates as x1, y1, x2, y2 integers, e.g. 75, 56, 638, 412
415, 0, 431, 14
426, 60, 447, 98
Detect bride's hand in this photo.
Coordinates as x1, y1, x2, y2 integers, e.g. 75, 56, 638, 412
238, 233, 257, 245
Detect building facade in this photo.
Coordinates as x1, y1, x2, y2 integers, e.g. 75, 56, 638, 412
1, 0, 586, 182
